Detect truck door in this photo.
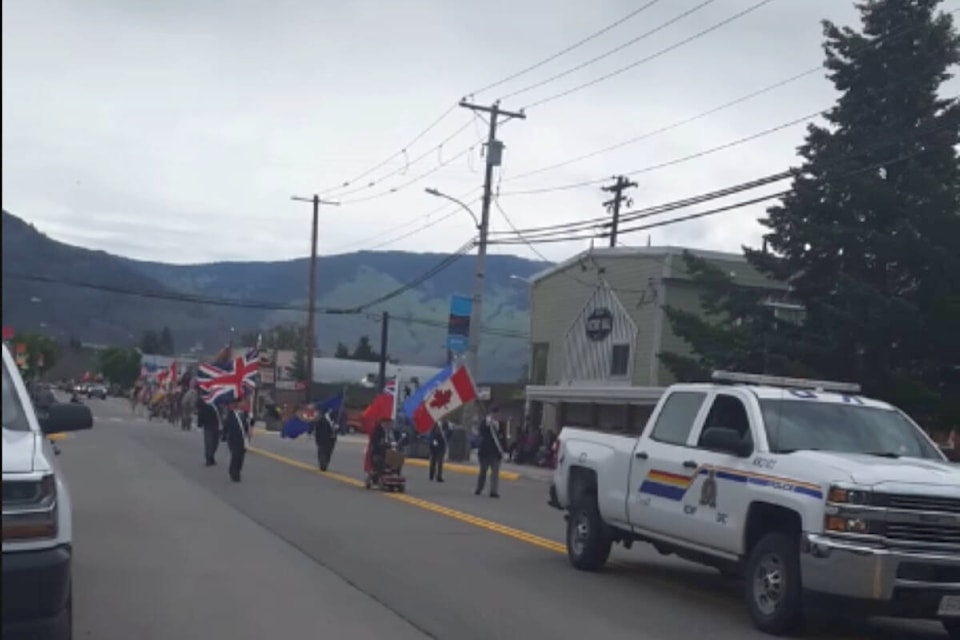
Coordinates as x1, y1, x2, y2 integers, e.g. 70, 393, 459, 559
682, 390, 756, 553
627, 390, 709, 538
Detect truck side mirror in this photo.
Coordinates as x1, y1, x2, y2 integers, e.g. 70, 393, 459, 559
38, 402, 94, 435
700, 427, 752, 457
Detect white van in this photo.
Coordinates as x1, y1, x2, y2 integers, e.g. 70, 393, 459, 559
2, 343, 93, 639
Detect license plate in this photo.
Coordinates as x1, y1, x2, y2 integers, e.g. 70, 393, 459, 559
939, 595, 960, 618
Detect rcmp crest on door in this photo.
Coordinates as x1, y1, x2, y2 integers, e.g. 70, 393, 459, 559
699, 469, 718, 508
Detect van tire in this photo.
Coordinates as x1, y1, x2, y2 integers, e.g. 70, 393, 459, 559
745, 532, 804, 635
566, 499, 611, 571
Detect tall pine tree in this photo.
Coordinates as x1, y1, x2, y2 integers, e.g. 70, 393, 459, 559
663, 0, 960, 431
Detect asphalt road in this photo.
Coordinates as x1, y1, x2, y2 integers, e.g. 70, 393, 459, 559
58, 396, 949, 639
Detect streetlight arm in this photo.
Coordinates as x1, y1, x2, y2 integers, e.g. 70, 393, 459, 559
425, 188, 481, 230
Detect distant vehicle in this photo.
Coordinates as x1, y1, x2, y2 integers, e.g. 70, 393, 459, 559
2, 342, 94, 639
85, 383, 107, 400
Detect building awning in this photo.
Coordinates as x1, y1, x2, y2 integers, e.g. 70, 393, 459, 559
525, 384, 665, 405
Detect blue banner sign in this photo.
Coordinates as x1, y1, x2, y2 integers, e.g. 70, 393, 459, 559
447, 294, 472, 353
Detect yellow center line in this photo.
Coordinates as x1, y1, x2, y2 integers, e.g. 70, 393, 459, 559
248, 446, 737, 609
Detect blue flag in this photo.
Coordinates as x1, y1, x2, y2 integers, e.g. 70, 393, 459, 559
401, 366, 453, 421
281, 392, 345, 439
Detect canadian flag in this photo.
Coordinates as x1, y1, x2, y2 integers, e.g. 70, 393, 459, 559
410, 366, 478, 433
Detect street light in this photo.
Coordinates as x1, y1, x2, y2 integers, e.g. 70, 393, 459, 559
425, 188, 481, 230
425, 187, 486, 427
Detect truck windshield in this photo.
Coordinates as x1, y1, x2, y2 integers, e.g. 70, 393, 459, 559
759, 399, 942, 460
2, 358, 32, 432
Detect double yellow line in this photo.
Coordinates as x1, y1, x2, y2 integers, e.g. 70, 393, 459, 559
248, 446, 562, 553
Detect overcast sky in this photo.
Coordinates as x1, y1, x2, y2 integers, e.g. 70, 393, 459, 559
3, 0, 952, 265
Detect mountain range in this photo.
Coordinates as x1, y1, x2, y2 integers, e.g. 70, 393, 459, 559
1, 210, 549, 381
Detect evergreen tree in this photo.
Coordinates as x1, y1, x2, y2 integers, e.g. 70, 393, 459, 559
158, 326, 175, 355
350, 336, 380, 362
334, 342, 350, 358
663, 0, 960, 430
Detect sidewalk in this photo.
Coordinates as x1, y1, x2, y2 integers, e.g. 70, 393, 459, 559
256, 429, 555, 483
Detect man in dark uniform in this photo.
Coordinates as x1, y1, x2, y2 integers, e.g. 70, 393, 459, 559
428, 420, 450, 482
475, 407, 505, 498
368, 418, 391, 480
222, 396, 251, 482
313, 411, 337, 472
197, 393, 221, 466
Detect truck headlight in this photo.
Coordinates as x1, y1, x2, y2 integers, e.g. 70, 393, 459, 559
2, 474, 58, 541
827, 485, 873, 505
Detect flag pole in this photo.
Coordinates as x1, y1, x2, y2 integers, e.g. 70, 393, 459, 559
391, 368, 402, 423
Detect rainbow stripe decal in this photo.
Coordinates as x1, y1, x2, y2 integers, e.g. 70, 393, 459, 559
639, 467, 823, 501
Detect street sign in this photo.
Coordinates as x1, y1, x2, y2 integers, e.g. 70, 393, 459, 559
447, 295, 471, 354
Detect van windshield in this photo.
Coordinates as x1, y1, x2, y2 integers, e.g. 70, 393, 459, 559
2, 358, 32, 432
760, 399, 942, 460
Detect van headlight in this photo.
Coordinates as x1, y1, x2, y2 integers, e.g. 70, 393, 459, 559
2, 474, 58, 541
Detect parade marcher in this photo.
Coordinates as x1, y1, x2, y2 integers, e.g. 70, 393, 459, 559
475, 407, 505, 498
428, 420, 450, 482
221, 395, 251, 482
313, 410, 338, 472
197, 393, 221, 466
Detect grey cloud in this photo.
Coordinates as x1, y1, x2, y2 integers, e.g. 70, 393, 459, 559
2, 0, 908, 266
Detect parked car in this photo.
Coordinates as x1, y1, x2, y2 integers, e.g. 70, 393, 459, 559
550, 370, 960, 638
2, 343, 94, 639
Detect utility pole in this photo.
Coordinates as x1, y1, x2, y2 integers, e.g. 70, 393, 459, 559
602, 176, 637, 248
458, 99, 525, 424
291, 193, 339, 404
378, 311, 389, 392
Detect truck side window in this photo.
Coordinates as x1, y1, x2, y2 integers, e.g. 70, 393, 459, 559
699, 394, 753, 447
649, 391, 706, 445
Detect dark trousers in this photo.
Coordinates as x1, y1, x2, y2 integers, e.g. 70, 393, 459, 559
429, 448, 445, 480
203, 427, 220, 464
476, 455, 501, 495
316, 439, 335, 471
227, 438, 246, 481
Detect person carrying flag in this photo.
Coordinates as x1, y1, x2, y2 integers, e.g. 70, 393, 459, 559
313, 410, 338, 472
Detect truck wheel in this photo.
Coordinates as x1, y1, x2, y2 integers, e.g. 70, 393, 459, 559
943, 619, 959, 640
566, 499, 611, 571
744, 532, 804, 635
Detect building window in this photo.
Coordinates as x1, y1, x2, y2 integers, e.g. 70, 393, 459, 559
610, 344, 630, 377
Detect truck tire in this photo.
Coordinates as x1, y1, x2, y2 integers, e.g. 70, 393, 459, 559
566, 499, 612, 571
744, 532, 804, 635
943, 619, 959, 640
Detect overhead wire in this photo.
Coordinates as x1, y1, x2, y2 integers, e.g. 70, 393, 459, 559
488, 141, 949, 246
501, 0, 719, 102
469, 0, 665, 97
499, 109, 821, 196
4, 261, 529, 340
521, 0, 780, 110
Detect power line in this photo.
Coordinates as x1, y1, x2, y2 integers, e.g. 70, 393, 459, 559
521, 0, 779, 110
491, 112, 958, 241
470, 1, 665, 97
318, 103, 460, 196
500, 109, 820, 196
331, 119, 476, 200
488, 144, 943, 246
501, 0, 719, 102
504, 67, 822, 183
4, 270, 529, 340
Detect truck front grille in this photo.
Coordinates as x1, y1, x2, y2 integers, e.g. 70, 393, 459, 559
879, 493, 960, 514
884, 522, 960, 548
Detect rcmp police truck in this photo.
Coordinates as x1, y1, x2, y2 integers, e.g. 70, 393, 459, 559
549, 371, 959, 637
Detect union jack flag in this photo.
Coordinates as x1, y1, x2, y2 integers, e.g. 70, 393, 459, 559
197, 348, 259, 405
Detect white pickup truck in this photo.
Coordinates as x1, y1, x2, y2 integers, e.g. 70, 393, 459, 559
549, 371, 959, 637
2, 343, 93, 639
